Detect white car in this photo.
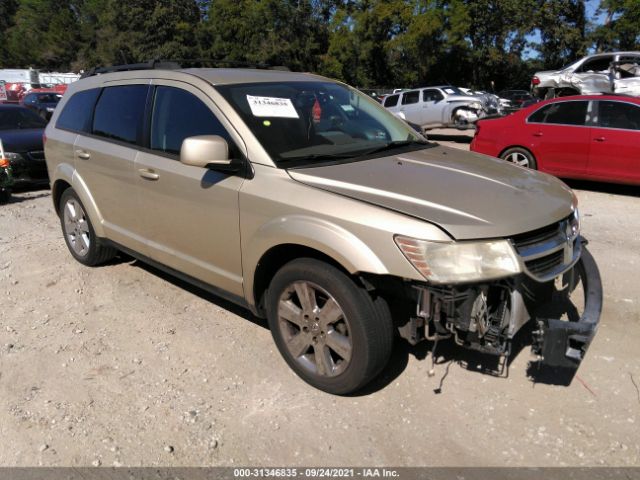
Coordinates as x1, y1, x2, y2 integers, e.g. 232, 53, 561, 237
381, 85, 489, 130
532, 51, 640, 98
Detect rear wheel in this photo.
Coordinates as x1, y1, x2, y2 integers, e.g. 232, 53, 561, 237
266, 258, 393, 395
59, 188, 117, 266
501, 147, 537, 170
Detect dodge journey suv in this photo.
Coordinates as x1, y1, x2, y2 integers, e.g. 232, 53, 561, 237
45, 64, 602, 394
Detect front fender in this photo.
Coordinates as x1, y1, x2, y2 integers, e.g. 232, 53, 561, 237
53, 163, 105, 238
243, 215, 389, 307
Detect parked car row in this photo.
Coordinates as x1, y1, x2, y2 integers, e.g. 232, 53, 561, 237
381, 85, 496, 130
379, 84, 541, 130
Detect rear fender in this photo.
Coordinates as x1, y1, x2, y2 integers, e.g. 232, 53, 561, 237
53, 162, 105, 237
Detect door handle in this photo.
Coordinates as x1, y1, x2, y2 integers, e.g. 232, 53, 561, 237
594, 136, 606, 142
138, 168, 159, 180
533, 132, 543, 137
75, 150, 91, 160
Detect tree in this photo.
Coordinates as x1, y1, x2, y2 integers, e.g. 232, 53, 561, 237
0, 0, 19, 66
535, 0, 588, 69
199, 0, 328, 72
593, 0, 640, 51
66, 0, 201, 70
3, 0, 81, 70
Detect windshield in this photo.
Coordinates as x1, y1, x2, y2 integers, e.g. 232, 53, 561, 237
440, 86, 466, 96
0, 108, 47, 130
216, 81, 428, 166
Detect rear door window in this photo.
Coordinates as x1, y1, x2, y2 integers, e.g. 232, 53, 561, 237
384, 94, 399, 107
401, 90, 420, 105
597, 101, 640, 130
56, 88, 101, 133
150, 86, 236, 156
92, 85, 149, 145
528, 101, 588, 126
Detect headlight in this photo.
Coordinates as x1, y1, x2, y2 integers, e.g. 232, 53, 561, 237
3, 152, 24, 163
569, 208, 580, 239
469, 102, 483, 110
395, 235, 521, 284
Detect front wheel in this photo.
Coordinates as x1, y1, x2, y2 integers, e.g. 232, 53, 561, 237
266, 258, 394, 395
500, 147, 538, 169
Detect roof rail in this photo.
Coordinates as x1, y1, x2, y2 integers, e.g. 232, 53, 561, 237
80, 60, 182, 78
170, 59, 290, 71
80, 59, 291, 78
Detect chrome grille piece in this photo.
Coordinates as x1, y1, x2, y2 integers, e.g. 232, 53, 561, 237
511, 214, 581, 282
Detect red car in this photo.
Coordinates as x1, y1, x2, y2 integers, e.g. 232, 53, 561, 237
470, 95, 640, 185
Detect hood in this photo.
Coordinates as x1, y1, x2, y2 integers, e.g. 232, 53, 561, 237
0, 129, 44, 153
287, 145, 574, 240
447, 94, 484, 103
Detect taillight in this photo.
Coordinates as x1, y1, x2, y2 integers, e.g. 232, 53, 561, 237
532, 76, 540, 86
0, 158, 9, 168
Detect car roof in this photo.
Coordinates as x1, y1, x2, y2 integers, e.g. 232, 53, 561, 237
181, 68, 330, 85
516, 94, 640, 115
585, 51, 640, 58
543, 94, 640, 103
74, 67, 332, 86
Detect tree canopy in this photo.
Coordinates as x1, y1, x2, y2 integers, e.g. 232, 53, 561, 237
0, 0, 638, 90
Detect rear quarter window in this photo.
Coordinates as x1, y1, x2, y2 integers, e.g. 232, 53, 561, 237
56, 88, 101, 133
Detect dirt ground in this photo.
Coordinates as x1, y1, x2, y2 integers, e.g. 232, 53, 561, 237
1, 131, 639, 467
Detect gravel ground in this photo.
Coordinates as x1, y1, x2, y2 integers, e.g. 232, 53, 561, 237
0, 132, 639, 466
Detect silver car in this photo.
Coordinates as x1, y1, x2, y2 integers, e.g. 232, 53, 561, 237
532, 51, 640, 98
44, 65, 602, 394
382, 85, 490, 129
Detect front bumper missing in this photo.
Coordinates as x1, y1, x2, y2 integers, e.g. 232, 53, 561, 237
532, 246, 602, 370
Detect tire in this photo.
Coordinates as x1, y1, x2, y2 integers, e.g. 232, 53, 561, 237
500, 147, 538, 170
0, 189, 10, 204
59, 188, 117, 266
266, 258, 394, 395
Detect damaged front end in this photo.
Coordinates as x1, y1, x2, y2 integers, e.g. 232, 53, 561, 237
397, 215, 602, 379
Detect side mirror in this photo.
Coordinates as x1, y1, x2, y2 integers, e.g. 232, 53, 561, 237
180, 135, 231, 168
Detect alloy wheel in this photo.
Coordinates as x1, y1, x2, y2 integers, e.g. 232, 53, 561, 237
277, 281, 352, 377
505, 151, 531, 168
63, 198, 90, 256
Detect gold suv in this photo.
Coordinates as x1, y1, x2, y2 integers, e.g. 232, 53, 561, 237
45, 64, 602, 394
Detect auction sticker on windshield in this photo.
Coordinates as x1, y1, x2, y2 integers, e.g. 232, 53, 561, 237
247, 95, 299, 118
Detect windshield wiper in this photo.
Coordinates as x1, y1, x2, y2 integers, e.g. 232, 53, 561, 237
354, 139, 431, 158
278, 152, 359, 165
